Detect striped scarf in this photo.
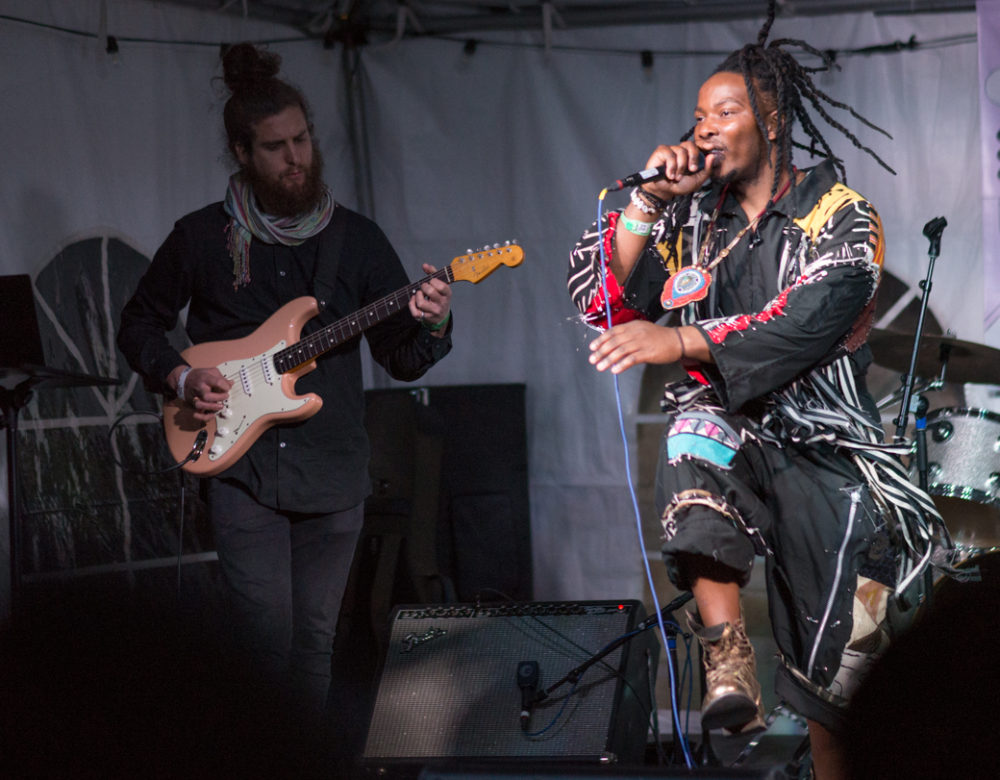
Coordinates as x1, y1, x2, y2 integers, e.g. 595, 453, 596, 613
223, 172, 335, 289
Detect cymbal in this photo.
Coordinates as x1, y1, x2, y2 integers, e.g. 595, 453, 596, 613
867, 329, 1000, 385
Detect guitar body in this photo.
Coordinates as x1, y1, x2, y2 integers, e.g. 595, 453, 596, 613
162, 296, 323, 476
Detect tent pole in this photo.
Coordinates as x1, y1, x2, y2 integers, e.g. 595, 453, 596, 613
342, 44, 375, 220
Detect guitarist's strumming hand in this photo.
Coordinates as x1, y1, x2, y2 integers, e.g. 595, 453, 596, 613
168, 365, 234, 422
408, 263, 453, 337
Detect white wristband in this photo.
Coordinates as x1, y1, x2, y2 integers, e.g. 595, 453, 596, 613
629, 186, 662, 216
176, 367, 192, 402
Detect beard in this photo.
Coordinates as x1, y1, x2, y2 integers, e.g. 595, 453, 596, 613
246, 146, 326, 218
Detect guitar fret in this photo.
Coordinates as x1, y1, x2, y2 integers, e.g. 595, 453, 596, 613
272, 247, 517, 374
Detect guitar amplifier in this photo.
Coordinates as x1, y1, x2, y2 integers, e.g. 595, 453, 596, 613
360, 600, 657, 774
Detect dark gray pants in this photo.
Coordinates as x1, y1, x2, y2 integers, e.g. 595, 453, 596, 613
655, 406, 900, 731
206, 478, 364, 713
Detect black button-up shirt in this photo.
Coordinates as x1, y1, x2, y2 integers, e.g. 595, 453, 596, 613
119, 202, 452, 512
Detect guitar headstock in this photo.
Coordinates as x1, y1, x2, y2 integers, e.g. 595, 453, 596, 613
449, 242, 524, 284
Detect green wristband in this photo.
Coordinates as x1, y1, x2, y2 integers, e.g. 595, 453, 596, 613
424, 311, 451, 331
620, 213, 654, 236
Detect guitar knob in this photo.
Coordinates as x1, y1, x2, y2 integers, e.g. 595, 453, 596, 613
219, 407, 233, 419
209, 444, 223, 456
217, 426, 230, 437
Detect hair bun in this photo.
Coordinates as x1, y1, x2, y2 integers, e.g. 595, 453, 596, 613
222, 43, 281, 92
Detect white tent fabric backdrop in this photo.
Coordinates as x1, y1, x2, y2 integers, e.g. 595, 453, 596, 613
0, 0, 989, 618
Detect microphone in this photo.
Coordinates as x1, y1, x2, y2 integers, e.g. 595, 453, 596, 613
637, 590, 694, 631
517, 660, 540, 731
607, 151, 707, 192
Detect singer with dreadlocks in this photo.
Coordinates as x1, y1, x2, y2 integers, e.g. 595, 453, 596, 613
567, 6, 946, 778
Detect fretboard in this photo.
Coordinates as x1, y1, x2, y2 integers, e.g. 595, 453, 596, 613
273, 266, 455, 373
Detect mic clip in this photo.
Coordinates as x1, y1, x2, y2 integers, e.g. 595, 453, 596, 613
517, 660, 540, 731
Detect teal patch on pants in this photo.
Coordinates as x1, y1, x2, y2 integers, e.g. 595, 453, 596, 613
666, 412, 740, 468
666, 432, 738, 468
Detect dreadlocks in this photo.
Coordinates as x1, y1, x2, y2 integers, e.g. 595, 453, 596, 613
691, 0, 895, 199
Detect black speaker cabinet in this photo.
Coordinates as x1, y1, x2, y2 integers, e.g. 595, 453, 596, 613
361, 600, 658, 775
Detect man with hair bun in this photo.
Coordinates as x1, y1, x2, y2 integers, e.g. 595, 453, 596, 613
119, 43, 453, 717
568, 3, 946, 776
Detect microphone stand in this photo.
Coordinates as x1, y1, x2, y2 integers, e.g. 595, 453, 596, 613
532, 591, 692, 764
893, 216, 946, 447
891, 216, 947, 609
1, 365, 118, 620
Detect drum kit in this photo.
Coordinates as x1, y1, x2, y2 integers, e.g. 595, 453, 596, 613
867, 328, 1000, 561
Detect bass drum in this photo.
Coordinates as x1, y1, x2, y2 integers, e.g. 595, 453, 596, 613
918, 407, 1000, 552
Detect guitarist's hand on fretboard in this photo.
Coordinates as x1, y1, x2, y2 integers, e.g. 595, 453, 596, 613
169, 364, 233, 422
408, 263, 452, 335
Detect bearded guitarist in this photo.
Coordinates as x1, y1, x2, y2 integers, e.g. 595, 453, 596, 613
117, 43, 452, 720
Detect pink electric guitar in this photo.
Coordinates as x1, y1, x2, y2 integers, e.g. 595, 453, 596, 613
162, 242, 524, 475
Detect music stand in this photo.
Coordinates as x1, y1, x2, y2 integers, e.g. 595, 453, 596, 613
0, 275, 118, 618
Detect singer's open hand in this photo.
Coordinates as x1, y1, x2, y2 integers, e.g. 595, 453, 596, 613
638, 141, 712, 201
588, 321, 683, 374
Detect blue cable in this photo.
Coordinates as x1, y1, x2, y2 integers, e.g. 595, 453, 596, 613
593, 190, 694, 769
525, 682, 579, 738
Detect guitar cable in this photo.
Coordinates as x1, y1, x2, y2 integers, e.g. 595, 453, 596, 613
594, 187, 695, 769
106, 409, 204, 602
106, 410, 204, 475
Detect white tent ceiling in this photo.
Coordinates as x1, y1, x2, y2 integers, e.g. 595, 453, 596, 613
154, 0, 976, 41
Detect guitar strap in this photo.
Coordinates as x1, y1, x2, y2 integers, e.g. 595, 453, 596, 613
310, 204, 349, 325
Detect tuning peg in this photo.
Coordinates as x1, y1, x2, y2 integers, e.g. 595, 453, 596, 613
466, 248, 474, 254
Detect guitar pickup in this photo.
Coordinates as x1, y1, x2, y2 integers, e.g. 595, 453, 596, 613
239, 364, 253, 396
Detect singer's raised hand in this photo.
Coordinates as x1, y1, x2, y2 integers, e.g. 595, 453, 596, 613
639, 141, 712, 201
610, 140, 712, 283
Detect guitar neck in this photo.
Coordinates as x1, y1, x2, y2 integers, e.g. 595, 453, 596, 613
273, 266, 454, 373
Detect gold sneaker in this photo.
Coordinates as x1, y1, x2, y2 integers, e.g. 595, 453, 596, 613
689, 613, 766, 735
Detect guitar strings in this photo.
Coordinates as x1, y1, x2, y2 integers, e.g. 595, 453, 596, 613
206, 246, 518, 418
216, 269, 451, 408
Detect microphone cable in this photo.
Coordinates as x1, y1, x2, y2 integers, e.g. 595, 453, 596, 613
593, 187, 695, 769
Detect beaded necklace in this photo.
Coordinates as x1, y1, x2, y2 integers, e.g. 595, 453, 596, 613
660, 174, 793, 310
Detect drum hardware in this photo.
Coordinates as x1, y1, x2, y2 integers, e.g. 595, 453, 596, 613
870, 217, 1000, 598
866, 217, 1000, 562
875, 376, 942, 412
